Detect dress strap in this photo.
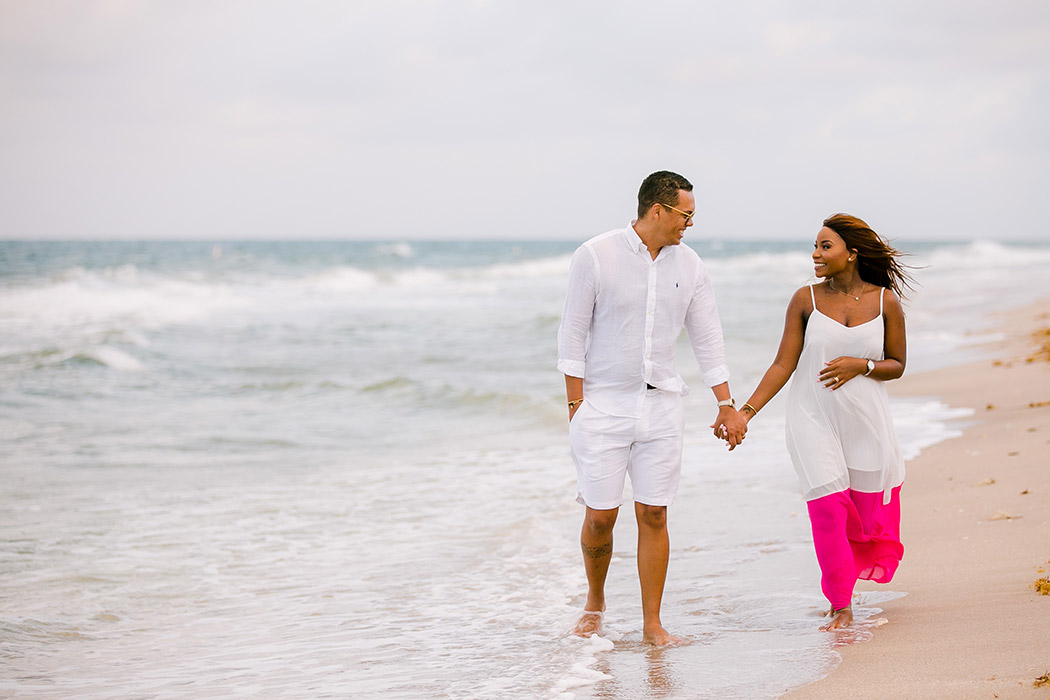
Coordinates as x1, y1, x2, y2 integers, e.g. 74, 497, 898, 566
879, 287, 885, 315
809, 283, 817, 312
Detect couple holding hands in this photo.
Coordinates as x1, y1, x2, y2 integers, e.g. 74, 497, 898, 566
557, 171, 912, 645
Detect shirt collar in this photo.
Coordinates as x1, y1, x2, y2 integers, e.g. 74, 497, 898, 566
625, 222, 648, 255
625, 222, 677, 260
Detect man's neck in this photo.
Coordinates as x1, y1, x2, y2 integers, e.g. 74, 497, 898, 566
632, 220, 663, 260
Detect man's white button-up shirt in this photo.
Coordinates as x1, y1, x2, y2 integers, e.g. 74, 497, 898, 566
557, 223, 731, 418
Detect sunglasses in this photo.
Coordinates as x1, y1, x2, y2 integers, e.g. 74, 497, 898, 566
659, 203, 695, 222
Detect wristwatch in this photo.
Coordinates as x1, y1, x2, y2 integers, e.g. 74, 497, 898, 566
865, 359, 876, 376
717, 398, 735, 408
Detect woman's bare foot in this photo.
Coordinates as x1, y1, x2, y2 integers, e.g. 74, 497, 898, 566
642, 624, 686, 646
573, 610, 604, 637
820, 606, 853, 631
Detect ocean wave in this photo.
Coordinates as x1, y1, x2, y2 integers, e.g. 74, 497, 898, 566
297, 266, 388, 292
0, 342, 146, 374
287, 258, 569, 296
892, 398, 975, 460
72, 345, 145, 372
473, 254, 573, 280
360, 376, 418, 393
354, 373, 558, 417
920, 239, 1050, 268
0, 268, 249, 330
375, 242, 415, 258
704, 249, 812, 270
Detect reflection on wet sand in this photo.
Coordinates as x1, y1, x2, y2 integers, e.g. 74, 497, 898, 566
586, 642, 683, 699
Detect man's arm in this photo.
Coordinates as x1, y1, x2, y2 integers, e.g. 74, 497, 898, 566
681, 258, 744, 449
557, 247, 596, 420
682, 259, 731, 390
709, 381, 747, 450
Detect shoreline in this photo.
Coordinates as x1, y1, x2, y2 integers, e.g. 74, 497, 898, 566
782, 299, 1050, 699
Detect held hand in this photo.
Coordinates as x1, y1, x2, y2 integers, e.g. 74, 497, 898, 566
818, 357, 868, 391
710, 406, 747, 451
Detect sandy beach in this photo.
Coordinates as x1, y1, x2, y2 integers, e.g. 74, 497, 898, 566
783, 300, 1050, 700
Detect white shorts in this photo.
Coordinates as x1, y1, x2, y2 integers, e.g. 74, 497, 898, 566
568, 389, 685, 510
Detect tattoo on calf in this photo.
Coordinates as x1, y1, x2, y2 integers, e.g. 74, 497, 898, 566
581, 542, 612, 559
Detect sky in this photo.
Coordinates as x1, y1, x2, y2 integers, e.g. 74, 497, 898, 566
1, 1, 1048, 241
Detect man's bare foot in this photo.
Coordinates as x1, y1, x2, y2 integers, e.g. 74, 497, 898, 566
820, 606, 853, 631
573, 610, 604, 637
642, 624, 686, 646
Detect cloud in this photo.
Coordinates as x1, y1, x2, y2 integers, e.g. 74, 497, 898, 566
1, 0, 1047, 240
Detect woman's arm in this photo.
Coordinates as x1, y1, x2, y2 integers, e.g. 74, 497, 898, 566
740, 287, 809, 422
876, 288, 907, 380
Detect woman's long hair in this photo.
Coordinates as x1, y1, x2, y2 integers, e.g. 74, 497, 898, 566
822, 214, 916, 298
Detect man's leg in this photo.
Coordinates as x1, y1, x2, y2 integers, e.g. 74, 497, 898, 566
574, 506, 619, 637
629, 390, 684, 645
635, 502, 678, 645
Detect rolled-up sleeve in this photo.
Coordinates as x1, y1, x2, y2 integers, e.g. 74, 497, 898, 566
684, 258, 730, 387
556, 246, 598, 379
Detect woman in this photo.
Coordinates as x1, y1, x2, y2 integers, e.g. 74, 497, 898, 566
740, 214, 914, 630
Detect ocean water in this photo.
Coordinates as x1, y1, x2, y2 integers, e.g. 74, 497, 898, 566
2, 237, 1049, 699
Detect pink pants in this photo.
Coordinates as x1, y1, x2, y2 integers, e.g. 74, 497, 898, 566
806, 486, 904, 610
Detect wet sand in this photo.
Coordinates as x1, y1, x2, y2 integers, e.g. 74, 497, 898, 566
782, 300, 1050, 699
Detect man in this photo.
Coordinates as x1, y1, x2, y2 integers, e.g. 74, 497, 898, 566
557, 170, 746, 645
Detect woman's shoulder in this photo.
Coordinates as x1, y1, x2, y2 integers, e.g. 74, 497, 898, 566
787, 283, 817, 313
792, 282, 819, 300
880, 286, 905, 314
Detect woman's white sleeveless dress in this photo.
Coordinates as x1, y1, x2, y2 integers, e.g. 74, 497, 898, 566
785, 285, 904, 505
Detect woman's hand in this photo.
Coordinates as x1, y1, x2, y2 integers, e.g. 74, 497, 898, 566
819, 357, 868, 390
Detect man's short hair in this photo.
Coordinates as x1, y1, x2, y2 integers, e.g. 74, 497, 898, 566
637, 171, 693, 219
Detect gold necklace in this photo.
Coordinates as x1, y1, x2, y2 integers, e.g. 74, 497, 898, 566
828, 280, 861, 301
